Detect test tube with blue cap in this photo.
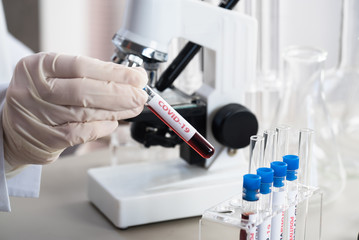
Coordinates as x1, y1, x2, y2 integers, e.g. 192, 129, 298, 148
256, 167, 274, 240
270, 161, 287, 240
283, 155, 299, 240
240, 174, 261, 240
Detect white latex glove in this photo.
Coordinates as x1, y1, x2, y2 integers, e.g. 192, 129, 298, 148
2, 52, 148, 169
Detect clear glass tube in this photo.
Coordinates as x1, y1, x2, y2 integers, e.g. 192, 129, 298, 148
248, 135, 265, 174
324, 0, 359, 177
275, 125, 290, 161
244, 0, 282, 131
298, 128, 315, 186
263, 128, 278, 167
275, 46, 346, 204
297, 128, 314, 240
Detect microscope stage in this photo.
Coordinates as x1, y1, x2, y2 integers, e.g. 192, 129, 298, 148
87, 148, 247, 229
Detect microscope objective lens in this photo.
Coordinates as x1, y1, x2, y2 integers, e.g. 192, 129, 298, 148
144, 86, 215, 159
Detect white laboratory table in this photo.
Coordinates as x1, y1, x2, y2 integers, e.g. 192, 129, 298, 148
0, 149, 358, 240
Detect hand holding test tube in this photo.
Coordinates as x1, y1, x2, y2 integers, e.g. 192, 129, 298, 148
122, 54, 215, 159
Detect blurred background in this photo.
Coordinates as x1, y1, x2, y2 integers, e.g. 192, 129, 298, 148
3, 0, 341, 68
3, 0, 126, 61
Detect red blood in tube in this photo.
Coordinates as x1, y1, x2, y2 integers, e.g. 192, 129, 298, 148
187, 132, 214, 159
239, 212, 256, 240
147, 106, 215, 159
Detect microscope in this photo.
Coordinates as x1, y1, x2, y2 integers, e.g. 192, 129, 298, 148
88, 0, 258, 229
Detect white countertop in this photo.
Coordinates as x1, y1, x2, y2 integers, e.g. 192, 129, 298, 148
0, 149, 358, 240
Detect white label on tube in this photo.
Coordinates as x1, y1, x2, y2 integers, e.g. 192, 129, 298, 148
247, 214, 258, 240
271, 191, 285, 240
147, 94, 196, 141
258, 217, 271, 240
286, 191, 298, 240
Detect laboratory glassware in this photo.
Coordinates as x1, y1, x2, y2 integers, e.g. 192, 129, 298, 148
244, 0, 282, 130
274, 46, 346, 203
144, 86, 215, 159
248, 135, 265, 174
263, 128, 278, 166
324, 0, 359, 177
122, 54, 214, 159
298, 128, 314, 186
275, 125, 290, 161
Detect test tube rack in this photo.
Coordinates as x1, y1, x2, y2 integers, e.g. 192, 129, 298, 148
199, 184, 322, 240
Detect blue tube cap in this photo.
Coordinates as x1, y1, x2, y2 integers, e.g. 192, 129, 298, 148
243, 174, 261, 201
283, 155, 299, 170
256, 167, 274, 183
256, 168, 274, 194
271, 161, 287, 177
243, 174, 261, 190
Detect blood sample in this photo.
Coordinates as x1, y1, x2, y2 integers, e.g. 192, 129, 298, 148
144, 86, 214, 159
240, 174, 261, 240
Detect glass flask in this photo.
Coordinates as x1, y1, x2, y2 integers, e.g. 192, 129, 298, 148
324, 0, 359, 177
274, 46, 346, 204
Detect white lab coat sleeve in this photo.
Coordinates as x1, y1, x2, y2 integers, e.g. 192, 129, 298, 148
0, 82, 42, 212
0, 83, 10, 210
0, 32, 42, 212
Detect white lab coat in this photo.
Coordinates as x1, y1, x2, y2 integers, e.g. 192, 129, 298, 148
0, 0, 42, 212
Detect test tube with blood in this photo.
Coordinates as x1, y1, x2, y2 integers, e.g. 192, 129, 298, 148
144, 86, 215, 159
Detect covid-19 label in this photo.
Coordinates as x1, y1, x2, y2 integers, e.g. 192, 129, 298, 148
147, 94, 196, 141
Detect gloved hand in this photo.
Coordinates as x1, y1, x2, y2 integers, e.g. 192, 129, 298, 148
2, 52, 148, 169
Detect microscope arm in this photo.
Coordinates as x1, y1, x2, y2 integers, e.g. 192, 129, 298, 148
155, 0, 240, 92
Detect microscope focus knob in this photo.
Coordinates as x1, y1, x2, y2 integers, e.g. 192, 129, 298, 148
212, 103, 258, 149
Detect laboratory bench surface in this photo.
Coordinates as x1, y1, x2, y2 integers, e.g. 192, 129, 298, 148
0, 149, 358, 240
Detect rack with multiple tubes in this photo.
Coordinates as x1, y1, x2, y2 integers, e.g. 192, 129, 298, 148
199, 126, 322, 240
199, 183, 321, 240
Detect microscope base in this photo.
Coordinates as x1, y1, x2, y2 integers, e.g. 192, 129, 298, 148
87, 149, 247, 229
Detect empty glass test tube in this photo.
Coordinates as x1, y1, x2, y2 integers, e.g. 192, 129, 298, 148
249, 135, 265, 174
275, 125, 290, 161
298, 128, 314, 186
144, 86, 215, 159
263, 128, 278, 167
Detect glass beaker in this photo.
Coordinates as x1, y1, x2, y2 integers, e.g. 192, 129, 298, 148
274, 46, 346, 204
324, 0, 359, 177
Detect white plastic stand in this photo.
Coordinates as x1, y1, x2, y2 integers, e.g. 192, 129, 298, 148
87, 147, 248, 229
